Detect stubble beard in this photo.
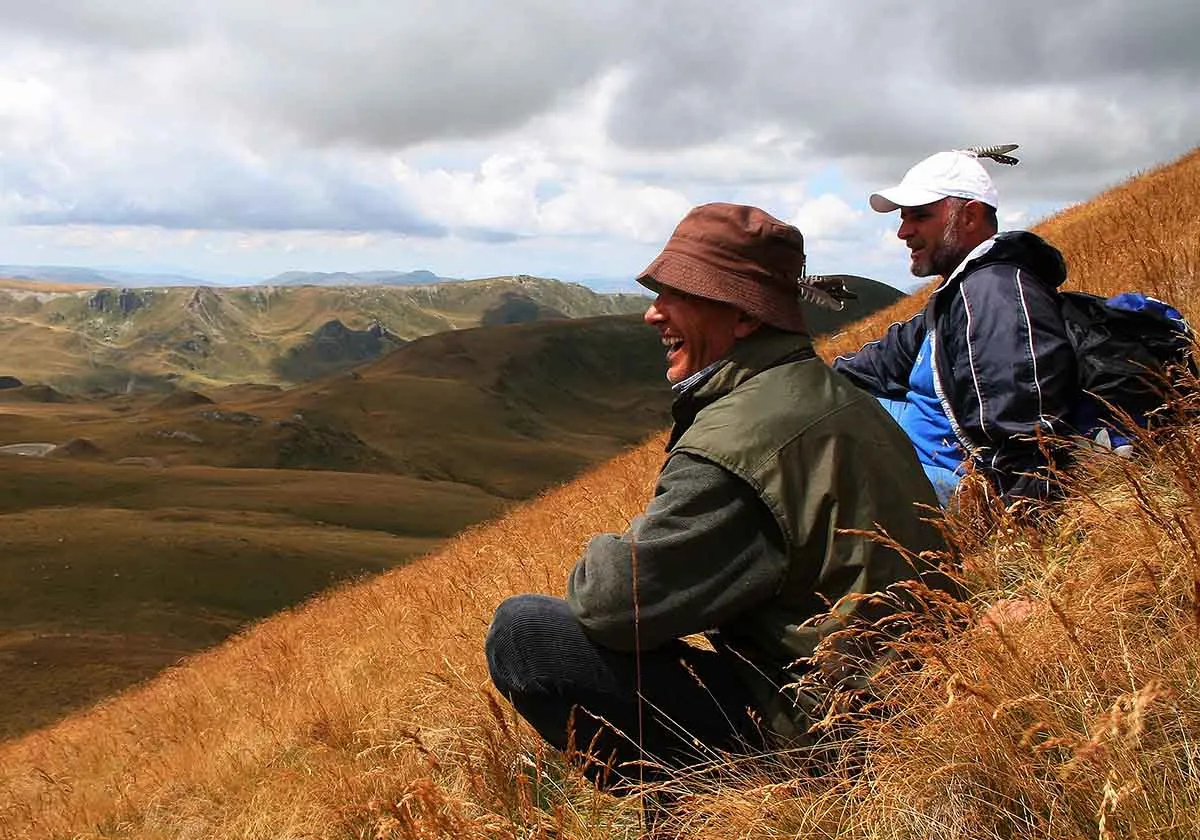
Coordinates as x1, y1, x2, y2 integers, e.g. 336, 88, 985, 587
913, 200, 971, 279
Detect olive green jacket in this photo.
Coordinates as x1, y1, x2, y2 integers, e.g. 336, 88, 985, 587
568, 328, 946, 737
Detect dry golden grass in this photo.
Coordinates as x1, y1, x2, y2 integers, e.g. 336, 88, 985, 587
2, 146, 1199, 839
654, 416, 1200, 839
0, 439, 664, 839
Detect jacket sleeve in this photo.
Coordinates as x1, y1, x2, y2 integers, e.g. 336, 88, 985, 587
565, 451, 788, 651
948, 265, 1077, 499
832, 313, 926, 400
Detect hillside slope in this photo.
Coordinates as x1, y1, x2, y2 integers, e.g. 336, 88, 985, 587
0, 314, 673, 495
3, 149, 1198, 838
0, 282, 904, 738
0, 276, 650, 390
0, 459, 505, 740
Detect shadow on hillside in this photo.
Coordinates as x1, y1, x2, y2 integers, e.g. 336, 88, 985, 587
0, 632, 202, 741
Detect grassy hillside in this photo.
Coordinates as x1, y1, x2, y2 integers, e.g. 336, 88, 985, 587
0, 457, 506, 740
0, 314, 674, 738
3, 149, 1197, 838
0, 276, 651, 390
0, 314, 673, 494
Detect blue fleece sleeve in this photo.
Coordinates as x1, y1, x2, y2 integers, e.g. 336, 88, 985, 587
833, 313, 927, 400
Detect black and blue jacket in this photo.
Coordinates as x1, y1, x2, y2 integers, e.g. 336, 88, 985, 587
833, 231, 1077, 500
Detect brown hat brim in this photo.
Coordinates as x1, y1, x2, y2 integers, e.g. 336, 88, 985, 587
638, 249, 807, 334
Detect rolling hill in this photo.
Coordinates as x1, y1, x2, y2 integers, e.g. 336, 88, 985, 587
0, 275, 652, 391
0, 272, 903, 393
0, 315, 671, 491
0, 312, 675, 739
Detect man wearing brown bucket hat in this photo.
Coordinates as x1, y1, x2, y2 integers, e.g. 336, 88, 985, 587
486, 203, 946, 801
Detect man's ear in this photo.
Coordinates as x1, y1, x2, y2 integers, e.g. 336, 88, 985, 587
733, 310, 762, 339
963, 200, 988, 233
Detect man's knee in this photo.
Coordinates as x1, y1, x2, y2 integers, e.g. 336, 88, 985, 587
485, 593, 571, 696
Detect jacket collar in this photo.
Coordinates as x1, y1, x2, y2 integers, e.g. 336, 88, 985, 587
931, 230, 1068, 296
667, 328, 815, 449
932, 236, 997, 292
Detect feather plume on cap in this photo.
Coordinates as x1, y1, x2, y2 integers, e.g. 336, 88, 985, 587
959, 144, 1021, 166
798, 275, 858, 312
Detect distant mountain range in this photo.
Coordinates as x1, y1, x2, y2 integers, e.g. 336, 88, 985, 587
0, 276, 653, 391
0, 271, 903, 393
0, 264, 459, 288
0, 264, 212, 288
267, 269, 448, 286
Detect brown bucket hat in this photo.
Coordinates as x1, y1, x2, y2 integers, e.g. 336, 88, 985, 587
637, 202, 807, 333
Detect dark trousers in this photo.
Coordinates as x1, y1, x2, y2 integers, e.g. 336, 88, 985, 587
485, 594, 766, 790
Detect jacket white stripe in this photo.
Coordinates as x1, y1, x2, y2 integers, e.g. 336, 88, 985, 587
959, 285, 993, 442
1013, 269, 1050, 431
833, 311, 923, 362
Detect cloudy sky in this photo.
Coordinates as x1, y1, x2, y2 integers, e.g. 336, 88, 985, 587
0, 1, 1195, 290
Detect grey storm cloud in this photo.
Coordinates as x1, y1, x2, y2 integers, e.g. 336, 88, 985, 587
0, 0, 632, 145
939, 0, 1200, 83
0, 0, 198, 49
612, 7, 1195, 138
594, 0, 1200, 204
0, 0, 1196, 231
216, 2, 632, 149
4, 0, 1198, 152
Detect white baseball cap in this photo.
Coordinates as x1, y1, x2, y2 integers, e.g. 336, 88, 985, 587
869, 151, 999, 213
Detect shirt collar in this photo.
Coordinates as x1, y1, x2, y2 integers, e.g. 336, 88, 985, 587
670, 359, 724, 396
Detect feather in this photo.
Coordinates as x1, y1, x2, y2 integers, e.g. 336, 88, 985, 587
960, 144, 1021, 166
798, 276, 857, 311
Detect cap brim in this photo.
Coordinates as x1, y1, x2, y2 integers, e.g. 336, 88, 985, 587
869, 185, 947, 213
636, 274, 663, 294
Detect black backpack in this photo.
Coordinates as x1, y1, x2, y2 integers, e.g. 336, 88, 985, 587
1060, 290, 1196, 444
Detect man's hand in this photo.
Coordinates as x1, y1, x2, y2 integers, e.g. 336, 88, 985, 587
982, 596, 1039, 630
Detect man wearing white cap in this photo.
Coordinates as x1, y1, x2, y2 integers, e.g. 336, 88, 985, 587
834, 149, 1078, 502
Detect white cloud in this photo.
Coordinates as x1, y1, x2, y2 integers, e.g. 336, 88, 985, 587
538, 176, 691, 243
0, 1, 1195, 282
790, 194, 863, 243
1001, 208, 1032, 228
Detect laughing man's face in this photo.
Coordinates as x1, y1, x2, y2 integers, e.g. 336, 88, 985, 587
643, 286, 755, 383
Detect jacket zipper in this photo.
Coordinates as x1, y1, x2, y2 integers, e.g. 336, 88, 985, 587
929, 324, 979, 461
927, 239, 999, 464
